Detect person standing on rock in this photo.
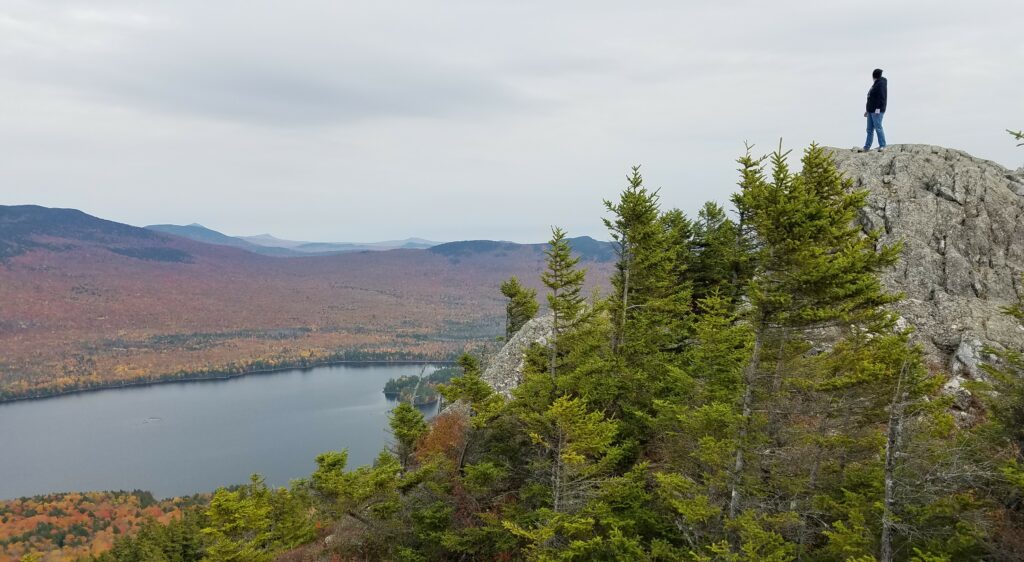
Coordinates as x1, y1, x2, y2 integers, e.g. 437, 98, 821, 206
861, 68, 887, 152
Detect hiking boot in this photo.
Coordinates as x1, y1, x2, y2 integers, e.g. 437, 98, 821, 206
858, 147, 871, 153
877, 147, 885, 152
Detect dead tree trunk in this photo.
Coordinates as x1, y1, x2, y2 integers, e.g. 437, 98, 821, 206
880, 363, 908, 562
729, 326, 764, 519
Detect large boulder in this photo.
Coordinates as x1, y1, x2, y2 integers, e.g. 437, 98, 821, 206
828, 144, 1024, 387
481, 314, 553, 398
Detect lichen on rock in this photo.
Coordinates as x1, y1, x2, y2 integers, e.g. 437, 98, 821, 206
480, 313, 553, 398
828, 144, 1024, 387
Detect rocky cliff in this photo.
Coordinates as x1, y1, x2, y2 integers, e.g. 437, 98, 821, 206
480, 144, 1024, 401
830, 144, 1024, 388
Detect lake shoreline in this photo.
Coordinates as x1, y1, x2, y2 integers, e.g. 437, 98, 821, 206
0, 359, 456, 405
1, 362, 440, 500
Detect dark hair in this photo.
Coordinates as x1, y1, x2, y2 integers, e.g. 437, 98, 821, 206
872, 68, 883, 79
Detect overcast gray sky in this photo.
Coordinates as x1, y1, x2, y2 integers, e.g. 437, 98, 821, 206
2, 1, 1022, 243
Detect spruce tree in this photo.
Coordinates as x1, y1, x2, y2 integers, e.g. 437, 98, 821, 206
268, 487, 316, 550
203, 475, 276, 562
689, 201, 751, 306
389, 402, 428, 471
499, 277, 539, 340
603, 166, 689, 358
652, 293, 753, 548
600, 168, 692, 442
439, 353, 503, 425
661, 207, 694, 291
541, 227, 587, 377
727, 143, 901, 523
307, 450, 403, 536
504, 396, 623, 555
790, 321, 940, 559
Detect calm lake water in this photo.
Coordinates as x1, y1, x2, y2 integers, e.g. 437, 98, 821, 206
0, 364, 441, 499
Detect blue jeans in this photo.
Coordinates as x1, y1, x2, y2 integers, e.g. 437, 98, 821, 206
865, 112, 886, 149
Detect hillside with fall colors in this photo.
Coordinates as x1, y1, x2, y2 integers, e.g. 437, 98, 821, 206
0, 205, 612, 401
0, 491, 205, 562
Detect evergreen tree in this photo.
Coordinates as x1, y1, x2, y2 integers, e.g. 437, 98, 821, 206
652, 293, 752, 549
601, 167, 692, 442
684, 293, 753, 405
689, 201, 751, 306
202, 476, 275, 562
504, 396, 623, 555
500, 277, 540, 340
795, 322, 942, 559
603, 166, 688, 356
727, 143, 901, 526
267, 487, 316, 551
199, 475, 313, 562
439, 353, 503, 426
389, 402, 428, 471
661, 207, 694, 292
541, 227, 587, 377
980, 294, 1024, 472
307, 450, 403, 543
90, 510, 206, 562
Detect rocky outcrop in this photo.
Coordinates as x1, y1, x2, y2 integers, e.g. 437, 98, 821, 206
481, 314, 553, 398
476, 145, 1024, 404
829, 144, 1024, 386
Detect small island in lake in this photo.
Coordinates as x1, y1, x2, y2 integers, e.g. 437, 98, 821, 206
383, 366, 458, 406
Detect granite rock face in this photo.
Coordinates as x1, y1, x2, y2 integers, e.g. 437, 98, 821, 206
481, 314, 553, 398
829, 144, 1024, 387
477, 145, 1023, 406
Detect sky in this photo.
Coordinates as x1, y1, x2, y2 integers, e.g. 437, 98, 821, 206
1, 1, 1022, 243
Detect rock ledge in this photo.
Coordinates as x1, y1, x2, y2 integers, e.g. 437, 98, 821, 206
828, 144, 1024, 384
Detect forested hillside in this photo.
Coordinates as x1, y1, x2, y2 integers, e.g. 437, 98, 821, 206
0, 491, 204, 562
0, 207, 612, 401
81, 144, 1024, 561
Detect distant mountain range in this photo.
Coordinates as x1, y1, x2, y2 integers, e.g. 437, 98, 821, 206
0, 204, 613, 401
145, 223, 441, 257
429, 236, 615, 263
143, 223, 614, 261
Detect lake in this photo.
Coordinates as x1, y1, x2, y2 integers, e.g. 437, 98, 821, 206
0, 363, 441, 499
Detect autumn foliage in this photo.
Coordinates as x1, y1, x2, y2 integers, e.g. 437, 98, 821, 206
415, 411, 469, 466
0, 491, 204, 562
0, 211, 611, 401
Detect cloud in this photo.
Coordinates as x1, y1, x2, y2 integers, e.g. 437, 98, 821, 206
65, 55, 532, 127
2, 2, 537, 127
0, 0, 1021, 242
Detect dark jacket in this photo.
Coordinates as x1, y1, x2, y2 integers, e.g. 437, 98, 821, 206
866, 77, 887, 113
